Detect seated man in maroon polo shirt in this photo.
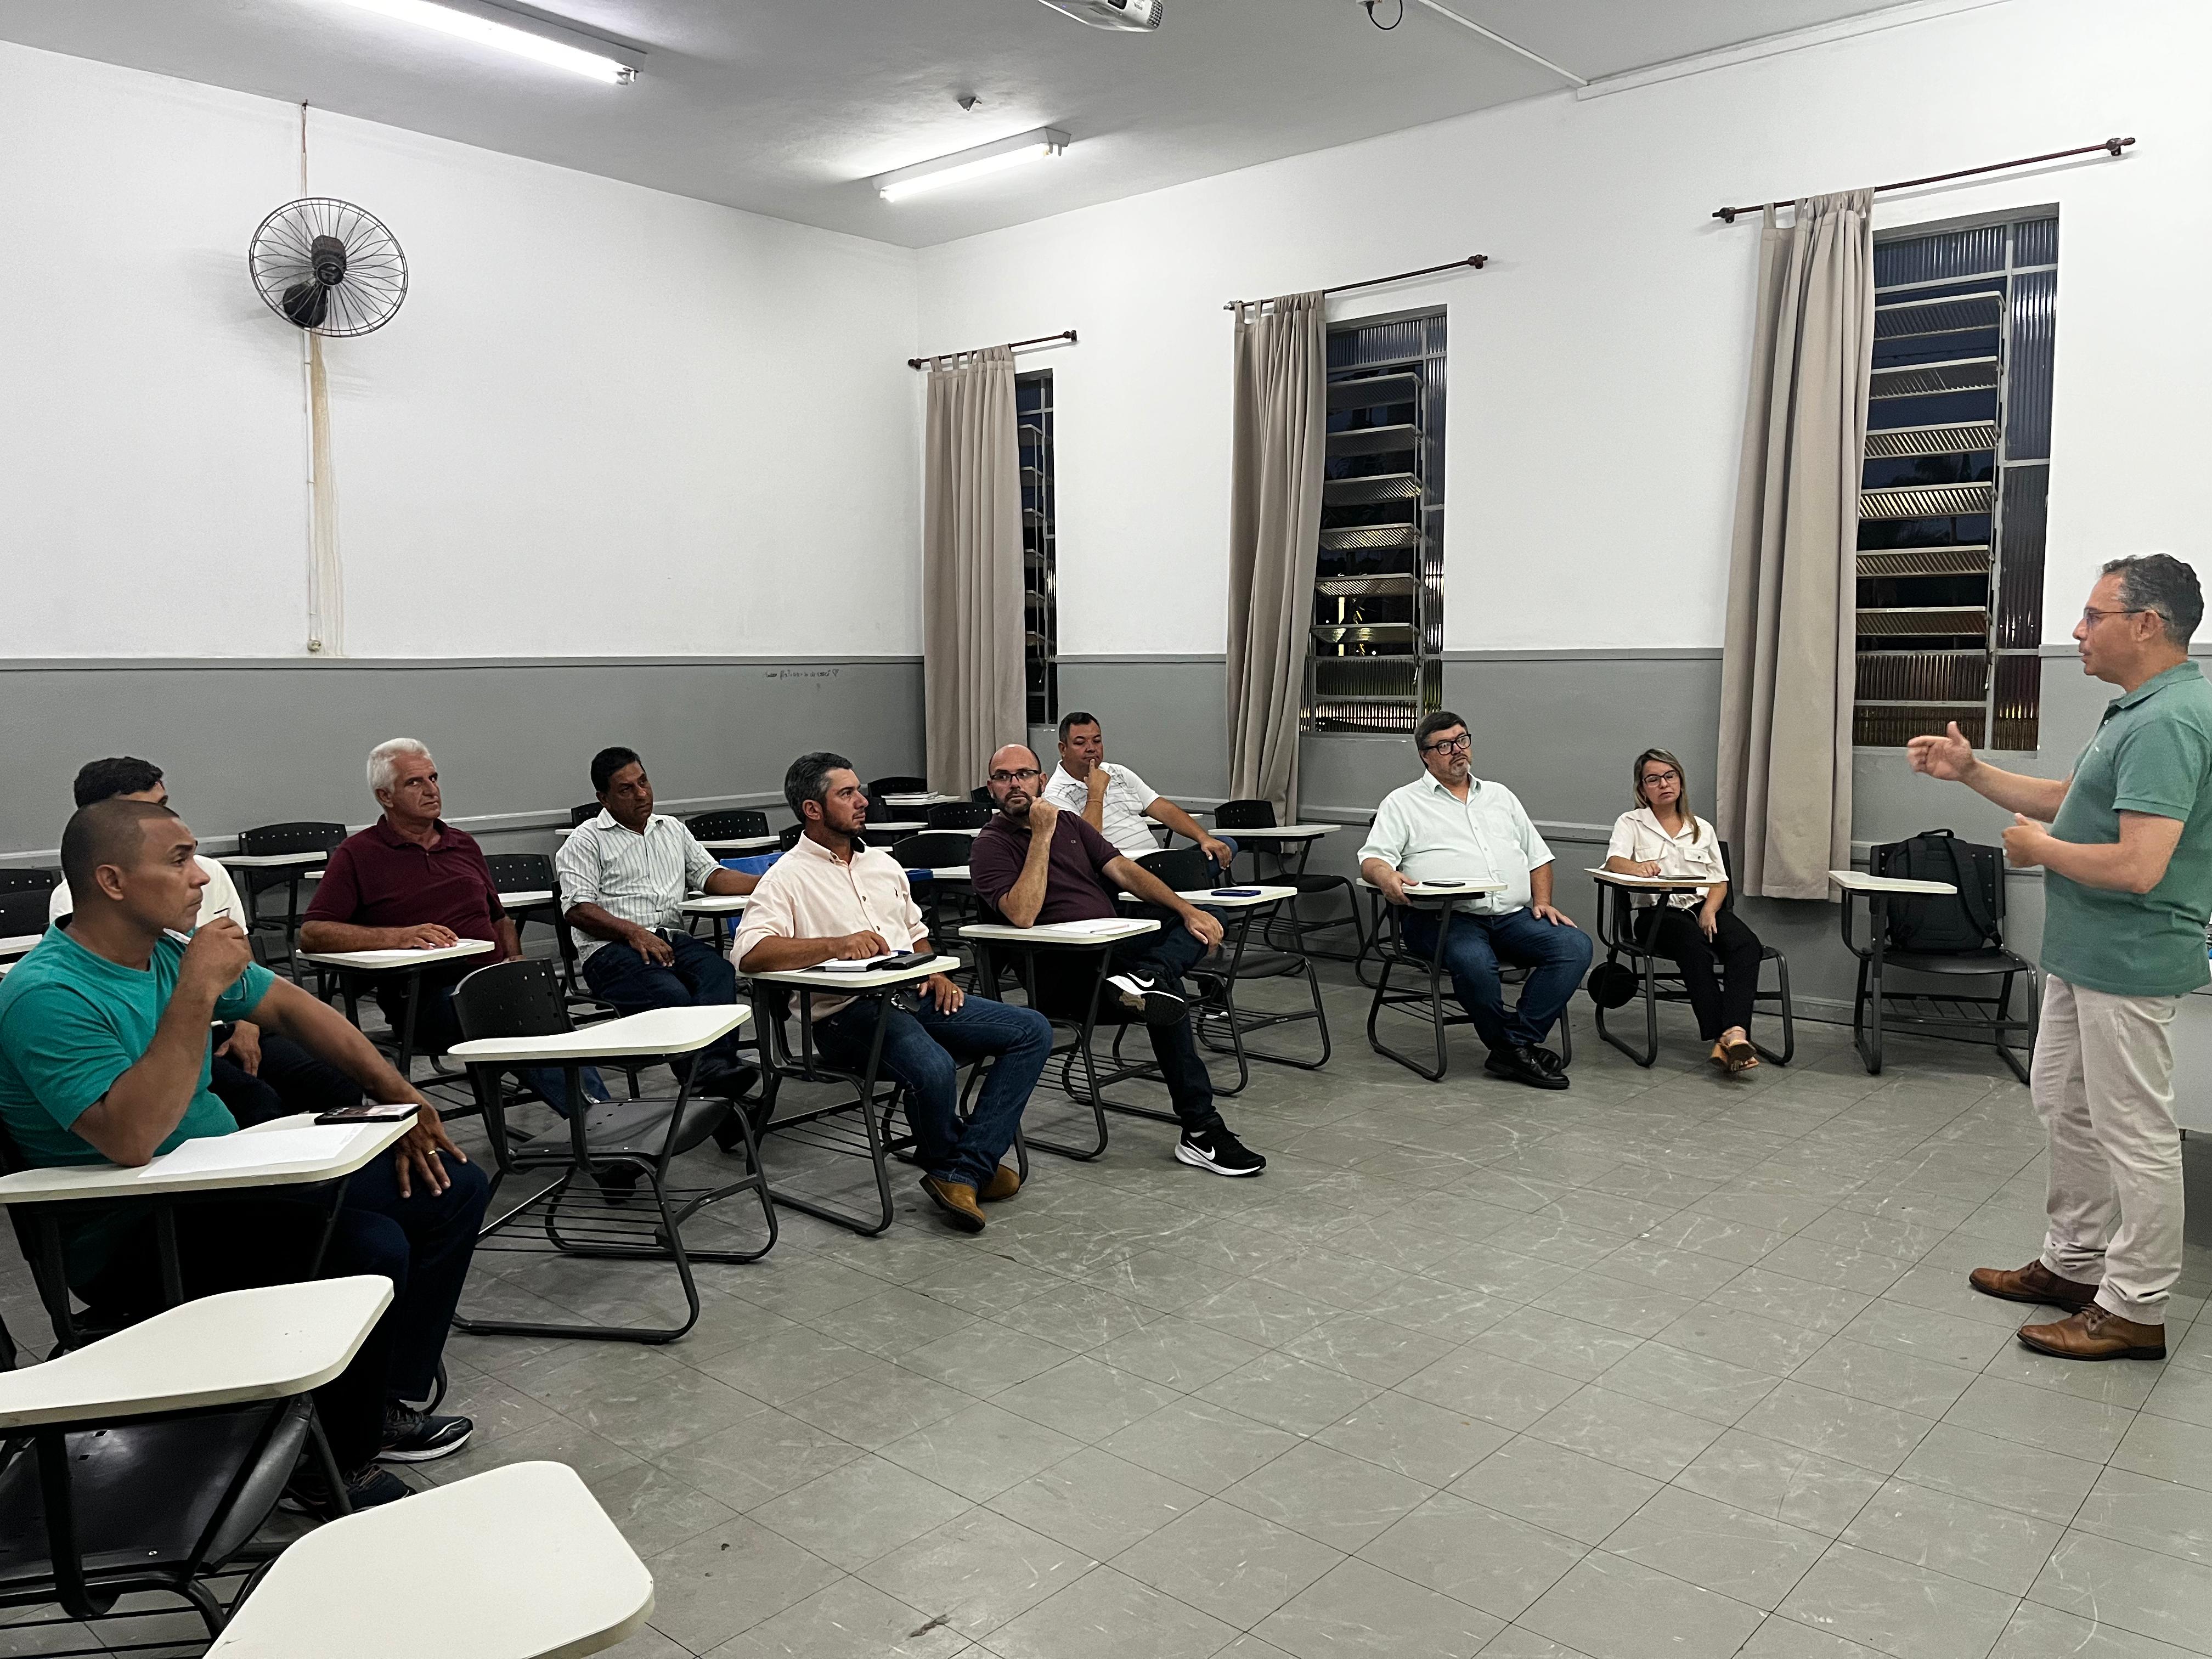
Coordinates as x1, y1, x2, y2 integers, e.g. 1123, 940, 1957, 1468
299, 737, 601, 1113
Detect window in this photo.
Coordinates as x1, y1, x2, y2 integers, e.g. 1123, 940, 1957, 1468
1306, 309, 1445, 733
1018, 370, 1058, 727
1856, 211, 2057, 749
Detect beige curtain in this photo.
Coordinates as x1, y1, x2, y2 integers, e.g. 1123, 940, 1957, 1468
1716, 191, 1875, 900
1227, 291, 1328, 821
922, 346, 1025, 795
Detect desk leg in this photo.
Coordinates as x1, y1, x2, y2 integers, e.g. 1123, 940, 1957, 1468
1851, 895, 1890, 1076
155, 1207, 184, 1307
396, 967, 422, 1082
759, 986, 898, 1236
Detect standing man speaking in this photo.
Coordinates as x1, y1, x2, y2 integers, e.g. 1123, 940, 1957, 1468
1910, 554, 2212, 1362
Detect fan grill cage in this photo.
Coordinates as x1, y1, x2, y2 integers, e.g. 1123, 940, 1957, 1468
249, 197, 408, 338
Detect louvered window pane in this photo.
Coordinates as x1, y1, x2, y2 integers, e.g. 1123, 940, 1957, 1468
1019, 371, 1058, 727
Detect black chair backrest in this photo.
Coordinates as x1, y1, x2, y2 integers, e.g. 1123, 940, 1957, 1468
868, 776, 928, 797
777, 822, 805, 851
970, 785, 994, 805
239, 821, 346, 857
484, 852, 554, 894
687, 808, 771, 841
1138, 845, 1214, 894
452, 960, 573, 1041
569, 802, 600, 828
0, 889, 49, 936
864, 793, 901, 823
1214, 799, 1278, 831
892, 832, 978, 869
0, 869, 60, 896
926, 800, 992, 830
1870, 828, 2006, 953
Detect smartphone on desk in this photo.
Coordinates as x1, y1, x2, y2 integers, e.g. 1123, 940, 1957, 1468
314, 1103, 420, 1125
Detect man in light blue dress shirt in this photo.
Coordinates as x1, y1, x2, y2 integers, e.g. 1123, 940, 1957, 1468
1359, 710, 1592, 1090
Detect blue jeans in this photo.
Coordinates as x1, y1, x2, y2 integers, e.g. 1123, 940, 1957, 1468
815, 991, 1052, 1190
1400, 905, 1593, 1054
583, 931, 747, 1081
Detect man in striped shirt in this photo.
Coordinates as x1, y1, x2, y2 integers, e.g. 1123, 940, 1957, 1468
556, 747, 758, 1100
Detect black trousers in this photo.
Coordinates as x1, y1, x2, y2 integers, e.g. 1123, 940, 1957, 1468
1028, 926, 1224, 1134
1638, 906, 1765, 1041
207, 1029, 364, 1127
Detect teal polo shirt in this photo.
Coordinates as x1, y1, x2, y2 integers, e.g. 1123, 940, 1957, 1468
0, 926, 275, 1281
2042, 661, 2212, 998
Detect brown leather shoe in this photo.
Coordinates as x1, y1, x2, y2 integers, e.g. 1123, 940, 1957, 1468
2018, 1305, 2166, 1362
1967, 1261, 2099, 1310
978, 1166, 1022, 1203
919, 1175, 986, 1233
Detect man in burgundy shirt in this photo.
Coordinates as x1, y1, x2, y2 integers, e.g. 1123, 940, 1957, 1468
301, 738, 601, 1113
968, 744, 1265, 1178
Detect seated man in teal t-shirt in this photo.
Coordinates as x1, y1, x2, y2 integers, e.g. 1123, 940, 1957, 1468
0, 797, 490, 1513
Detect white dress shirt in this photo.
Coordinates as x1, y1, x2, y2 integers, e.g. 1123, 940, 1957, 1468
730, 834, 929, 1021
555, 810, 719, 960
49, 856, 243, 929
1358, 773, 1553, 915
1605, 808, 1728, 910
1041, 762, 1162, 860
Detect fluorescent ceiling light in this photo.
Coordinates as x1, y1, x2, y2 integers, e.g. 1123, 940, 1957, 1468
329, 0, 641, 83
874, 127, 1070, 202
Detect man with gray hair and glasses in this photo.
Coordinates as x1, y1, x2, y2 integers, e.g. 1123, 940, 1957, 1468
1911, 554, 2212, 1363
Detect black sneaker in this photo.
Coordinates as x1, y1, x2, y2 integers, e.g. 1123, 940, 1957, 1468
378, 1402, 474, 1463
283, 1458, 412, 1517
1176, 1125, 1266, 1177
1108, 973, 1187, 1028
1527, 1046, 1566, 1076
1485, 1046, 1569, 1091
592, 1161, 646, 1203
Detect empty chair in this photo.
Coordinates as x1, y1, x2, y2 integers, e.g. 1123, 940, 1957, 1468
868, 775, 928, 797
969, 785, 994, 805
568, 802, 600, 828
234, 821, 347, 972
926, 799, 993, 830
686, 808, 771, 841
0, 887, 49, 941
1214, 799, 1365, 958
0, 869, 60, 895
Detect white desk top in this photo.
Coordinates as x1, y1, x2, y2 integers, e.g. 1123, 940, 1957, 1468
870, 820, 929, 834
448, 1005, 749, 1064
1588, 868, 1716, 890
296, 939, 497, 972
701, 836, 780, 853
0, 933, 41, 959
217, 851, 329, 870
1122, 885, 1298, 910
0, 1113, 414, 1208
884, 792, 961, 806
961, 918, 1160, 946
1213, 822, 1339, 839
206, 1460, 654, 1659
913, 865, 971, 881
886, 825, 981, 840
1356, 877, 1509, 904
498, 889, 555, 908
680, 893, 751, 915
1829, 870, 1959, 896
0, 1277, 392, 1431
747, 952, 960, 991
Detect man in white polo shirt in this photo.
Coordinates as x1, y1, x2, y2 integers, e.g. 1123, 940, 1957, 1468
556, 745, 757, 1101
1042, 711, 1237, 877
1359, 709, 1592, 1091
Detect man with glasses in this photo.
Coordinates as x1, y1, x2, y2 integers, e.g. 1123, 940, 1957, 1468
1359, 710, 1592, 1090
969, 745, 1266, 1177
1911, 554, 2212, 1363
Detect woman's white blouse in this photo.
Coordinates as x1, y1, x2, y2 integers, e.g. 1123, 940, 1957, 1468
1605, 808, 1728, 909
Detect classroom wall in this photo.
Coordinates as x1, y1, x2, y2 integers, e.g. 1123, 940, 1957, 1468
0, 40, 923, 662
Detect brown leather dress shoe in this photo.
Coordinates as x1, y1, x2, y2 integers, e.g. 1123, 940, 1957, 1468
978, 1166, 1022, 1203
1967, 1261, 2099, 1309
2017, 1305, 2166, 1361
919, 1175, 986, 1233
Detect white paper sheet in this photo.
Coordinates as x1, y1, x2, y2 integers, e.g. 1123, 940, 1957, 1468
137, 1126, 379, 1180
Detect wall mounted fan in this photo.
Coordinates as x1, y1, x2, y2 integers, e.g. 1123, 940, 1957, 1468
247, 198, 408, 336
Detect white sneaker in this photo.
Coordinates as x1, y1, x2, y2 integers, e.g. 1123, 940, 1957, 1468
1107, 973, 1187, 1028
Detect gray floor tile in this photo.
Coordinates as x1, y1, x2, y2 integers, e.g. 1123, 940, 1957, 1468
644, 1519, 844, 1654
781, 1361, 979, 1452
1946, 1374, 2136, 1462
808, 1286, 981, 1359
703, 1576, 968, 1659
1834, 1298, 2019, 1373
1098, 1396, 1303, 1493
1735, 1617, 1891, 1657
1601, 1486, 1828, 1610
1652, 1304, 1832, 1378
1314, 1390, 1515, 1486
2029, 1530, 2212, 1655
2144, 1363, 2212, 1430
989, 1356, 1183, 1443
1893, 1421, 2105, 1526
1114, 1497, 1346, 1627
749, 1455, 974, 1570
1778, 1541, 2019, 1659
1466, 1307, 1646, 1382
1357, 1492, 1589, 1620
1525, 1384, 1724, 1480
2113, 1412, 2212, 1494
1674, 1429, 1889, 1537
1090, 1313, 1268, 1390
1989, 1598, 2206, 1658
1192, 1350, 1380, 1435
2073, 1466, 2212, 1569
896, 1324, 1077, 1397
1738, 1380, 1936, 1475
1706, 1268, 1874, 1336
855, 1509, 1089, 1639
991, 1282, 1162, 1351
1398, 1347, 1585, 1431
1253, 1557, 1504, 1659
1282, 1310, 1460, 1387
1454, 1436, 1661, 1544
1980, 1338, 2166, 1410
693, 1325, 884, 1406
1593, 1339, 1778, 1425
981, 1565, 1238, 1659
1841, 1476, 2065, 1594
1519, 1551, 1763, 1659
1530, 1274, 1704, 1338
1474, 1628, 1603, 1658
984, 1446, 1204, 1559
874, 1401, 1086, 1503
1790, 1336, 1979, 1419
1755, 1236, 1913, 1297
1220, 1441, 1435, 1550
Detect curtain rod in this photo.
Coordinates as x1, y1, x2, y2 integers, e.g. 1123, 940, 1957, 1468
1222, 254, 1488, 312
1713, 136, 2134, 223
907, 330, 1076, 369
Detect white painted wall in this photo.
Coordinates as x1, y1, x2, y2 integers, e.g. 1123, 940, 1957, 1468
916, 0, 2211, 657
0, 40, 922, 660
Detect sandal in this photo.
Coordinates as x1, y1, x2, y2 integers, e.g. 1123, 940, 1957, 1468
1721, 1035, 1759, 1072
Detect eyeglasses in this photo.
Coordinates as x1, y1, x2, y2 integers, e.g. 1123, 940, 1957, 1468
2080, 606, 2156, 628
1420, 735, 1472, 755
1640, 770, 1680, 788
989, 768, 1042, 785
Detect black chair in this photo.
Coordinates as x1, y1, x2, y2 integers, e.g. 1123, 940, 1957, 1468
234, 821, 346, 975
868, 776, 928, 798
969, 786, 994, 805
776, 822, 806, 851
890, 832, 982, 950
1128, 846, 1330, 1091
1842, 831, 2034, 1081
1214, 799, 1365, 961
568, 802, 600, 828
686, 808, 772, 842
926, 800, 993, 831
1591, 842, 1794, 1069
0, 870, 59, 895
1365, 892, 1573, 1082
450, 961, 776, 1344
0, 888, 49, 940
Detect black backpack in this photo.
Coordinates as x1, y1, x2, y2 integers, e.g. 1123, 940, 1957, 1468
1868, 828, 2003, 955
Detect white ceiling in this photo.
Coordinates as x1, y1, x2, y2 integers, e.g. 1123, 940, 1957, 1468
0, 0, 1923, 246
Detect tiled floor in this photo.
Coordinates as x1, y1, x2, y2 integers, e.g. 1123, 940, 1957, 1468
9, 968, 2212, 1659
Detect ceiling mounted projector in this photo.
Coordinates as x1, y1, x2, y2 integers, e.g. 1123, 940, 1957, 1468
1036, 0, 1162, 30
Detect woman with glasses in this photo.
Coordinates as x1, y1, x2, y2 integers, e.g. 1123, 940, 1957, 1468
1602, 748, 1765, 1071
